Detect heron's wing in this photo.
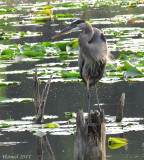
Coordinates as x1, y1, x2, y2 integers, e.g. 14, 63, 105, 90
78, 47, 84, 77
86, 28, 108, 61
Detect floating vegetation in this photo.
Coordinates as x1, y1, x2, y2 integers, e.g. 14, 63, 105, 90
53, 0, 144, 9
106, 116, 144, 134
0, 8, 18, 14
0, 30, 42, 41
108, 141, 128, 149
0, 114, 144, 136
108, 137, 128, 144
0, 97, 33, 103
43, 123, 60, 128
0, 123, 12, 128
0, 38, 144, 83
53, 13, 76, 19
108, 137, 128, 149
0, 80, 20, 87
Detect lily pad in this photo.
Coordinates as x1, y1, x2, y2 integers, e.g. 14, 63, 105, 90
23, 51, 44, 57
108, 142, 127, 149
43, 123, 60, 128
0, 81, 21, 87
0, 98, 33, 103
108, 137, 128, 144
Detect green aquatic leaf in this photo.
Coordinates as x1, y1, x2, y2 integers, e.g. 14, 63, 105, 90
0, 98, 33, 103
64, 112, 76, 118
31, 44, 46, 53
123, 62, 143, 77
126, 67, 143, 77
106, 64, 117, 71
21, 44, 31, 52
38, 10, 52, 16
0, 9, 6, 13
65, 14, 73, 18
0, 81, 20, 87
108, 143, 127, 149
55, 42, 71, 51
137, 52, 144, 57
0, 97, 10, 101
53, 14, 64, 18
1, 49, 14, 55
0, 83, 7, 86
71, 39, 79, 49
44, 123, 60, 128
56, 4, 76, 8
118, 54, 129, 60
0, 36, 4, 40
41, 42, 52, 47
44, 5, 53, 9
53, 13, 73, 18
61, 70, 80, 78
108, 137, 128, 144
23, 51, 44, 57
21, 99, 33, 103
0, 123, 12, 128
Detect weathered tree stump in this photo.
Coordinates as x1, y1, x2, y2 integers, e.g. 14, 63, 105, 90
74, 109, 106, 160
33, 69, 52, 124
116, 93, 125, 122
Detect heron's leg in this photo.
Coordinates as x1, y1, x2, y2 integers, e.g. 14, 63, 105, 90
95, 84, 101, 112
86, 81, 98, 135
86, 79, 92, 126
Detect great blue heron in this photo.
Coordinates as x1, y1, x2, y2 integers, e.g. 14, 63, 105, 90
52, 20, 108, 126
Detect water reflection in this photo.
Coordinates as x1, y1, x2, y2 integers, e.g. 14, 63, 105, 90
108, 133, 128, 150
36, 135, 55, 160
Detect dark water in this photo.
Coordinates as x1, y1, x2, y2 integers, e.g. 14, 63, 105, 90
0, 0, 144, 159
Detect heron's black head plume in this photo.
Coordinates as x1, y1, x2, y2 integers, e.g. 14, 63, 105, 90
71, 19, 85, 26
51, 19, 85, 39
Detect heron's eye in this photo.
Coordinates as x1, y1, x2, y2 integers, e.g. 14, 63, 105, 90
73, 24, 77, 27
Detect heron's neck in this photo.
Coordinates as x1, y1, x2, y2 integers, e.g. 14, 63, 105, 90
81, 23, 94, 43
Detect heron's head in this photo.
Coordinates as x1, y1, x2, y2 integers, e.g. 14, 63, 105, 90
51, 19, 86, 39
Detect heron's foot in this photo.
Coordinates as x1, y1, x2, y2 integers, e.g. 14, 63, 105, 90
98, 105, 102, 112
88, 118, 97, 135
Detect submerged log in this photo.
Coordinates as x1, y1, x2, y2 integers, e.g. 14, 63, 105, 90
33, 69, 52, 124
74, 109, 106, 160
116, 93, 125, 122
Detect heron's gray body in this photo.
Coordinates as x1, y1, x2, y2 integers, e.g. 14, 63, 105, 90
52, 19, 108, 123
78, 27, 107, 87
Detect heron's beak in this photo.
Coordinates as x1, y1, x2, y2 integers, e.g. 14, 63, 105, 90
51, 25, 79, 39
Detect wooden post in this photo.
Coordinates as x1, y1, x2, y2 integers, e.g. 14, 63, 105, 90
33, 69, 40, 114
116, 93, 125, 122
33, 69, 52, 124
74, 109, 106, 160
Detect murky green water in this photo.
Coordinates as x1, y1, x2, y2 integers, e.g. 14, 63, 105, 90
0, 0, 144, 159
